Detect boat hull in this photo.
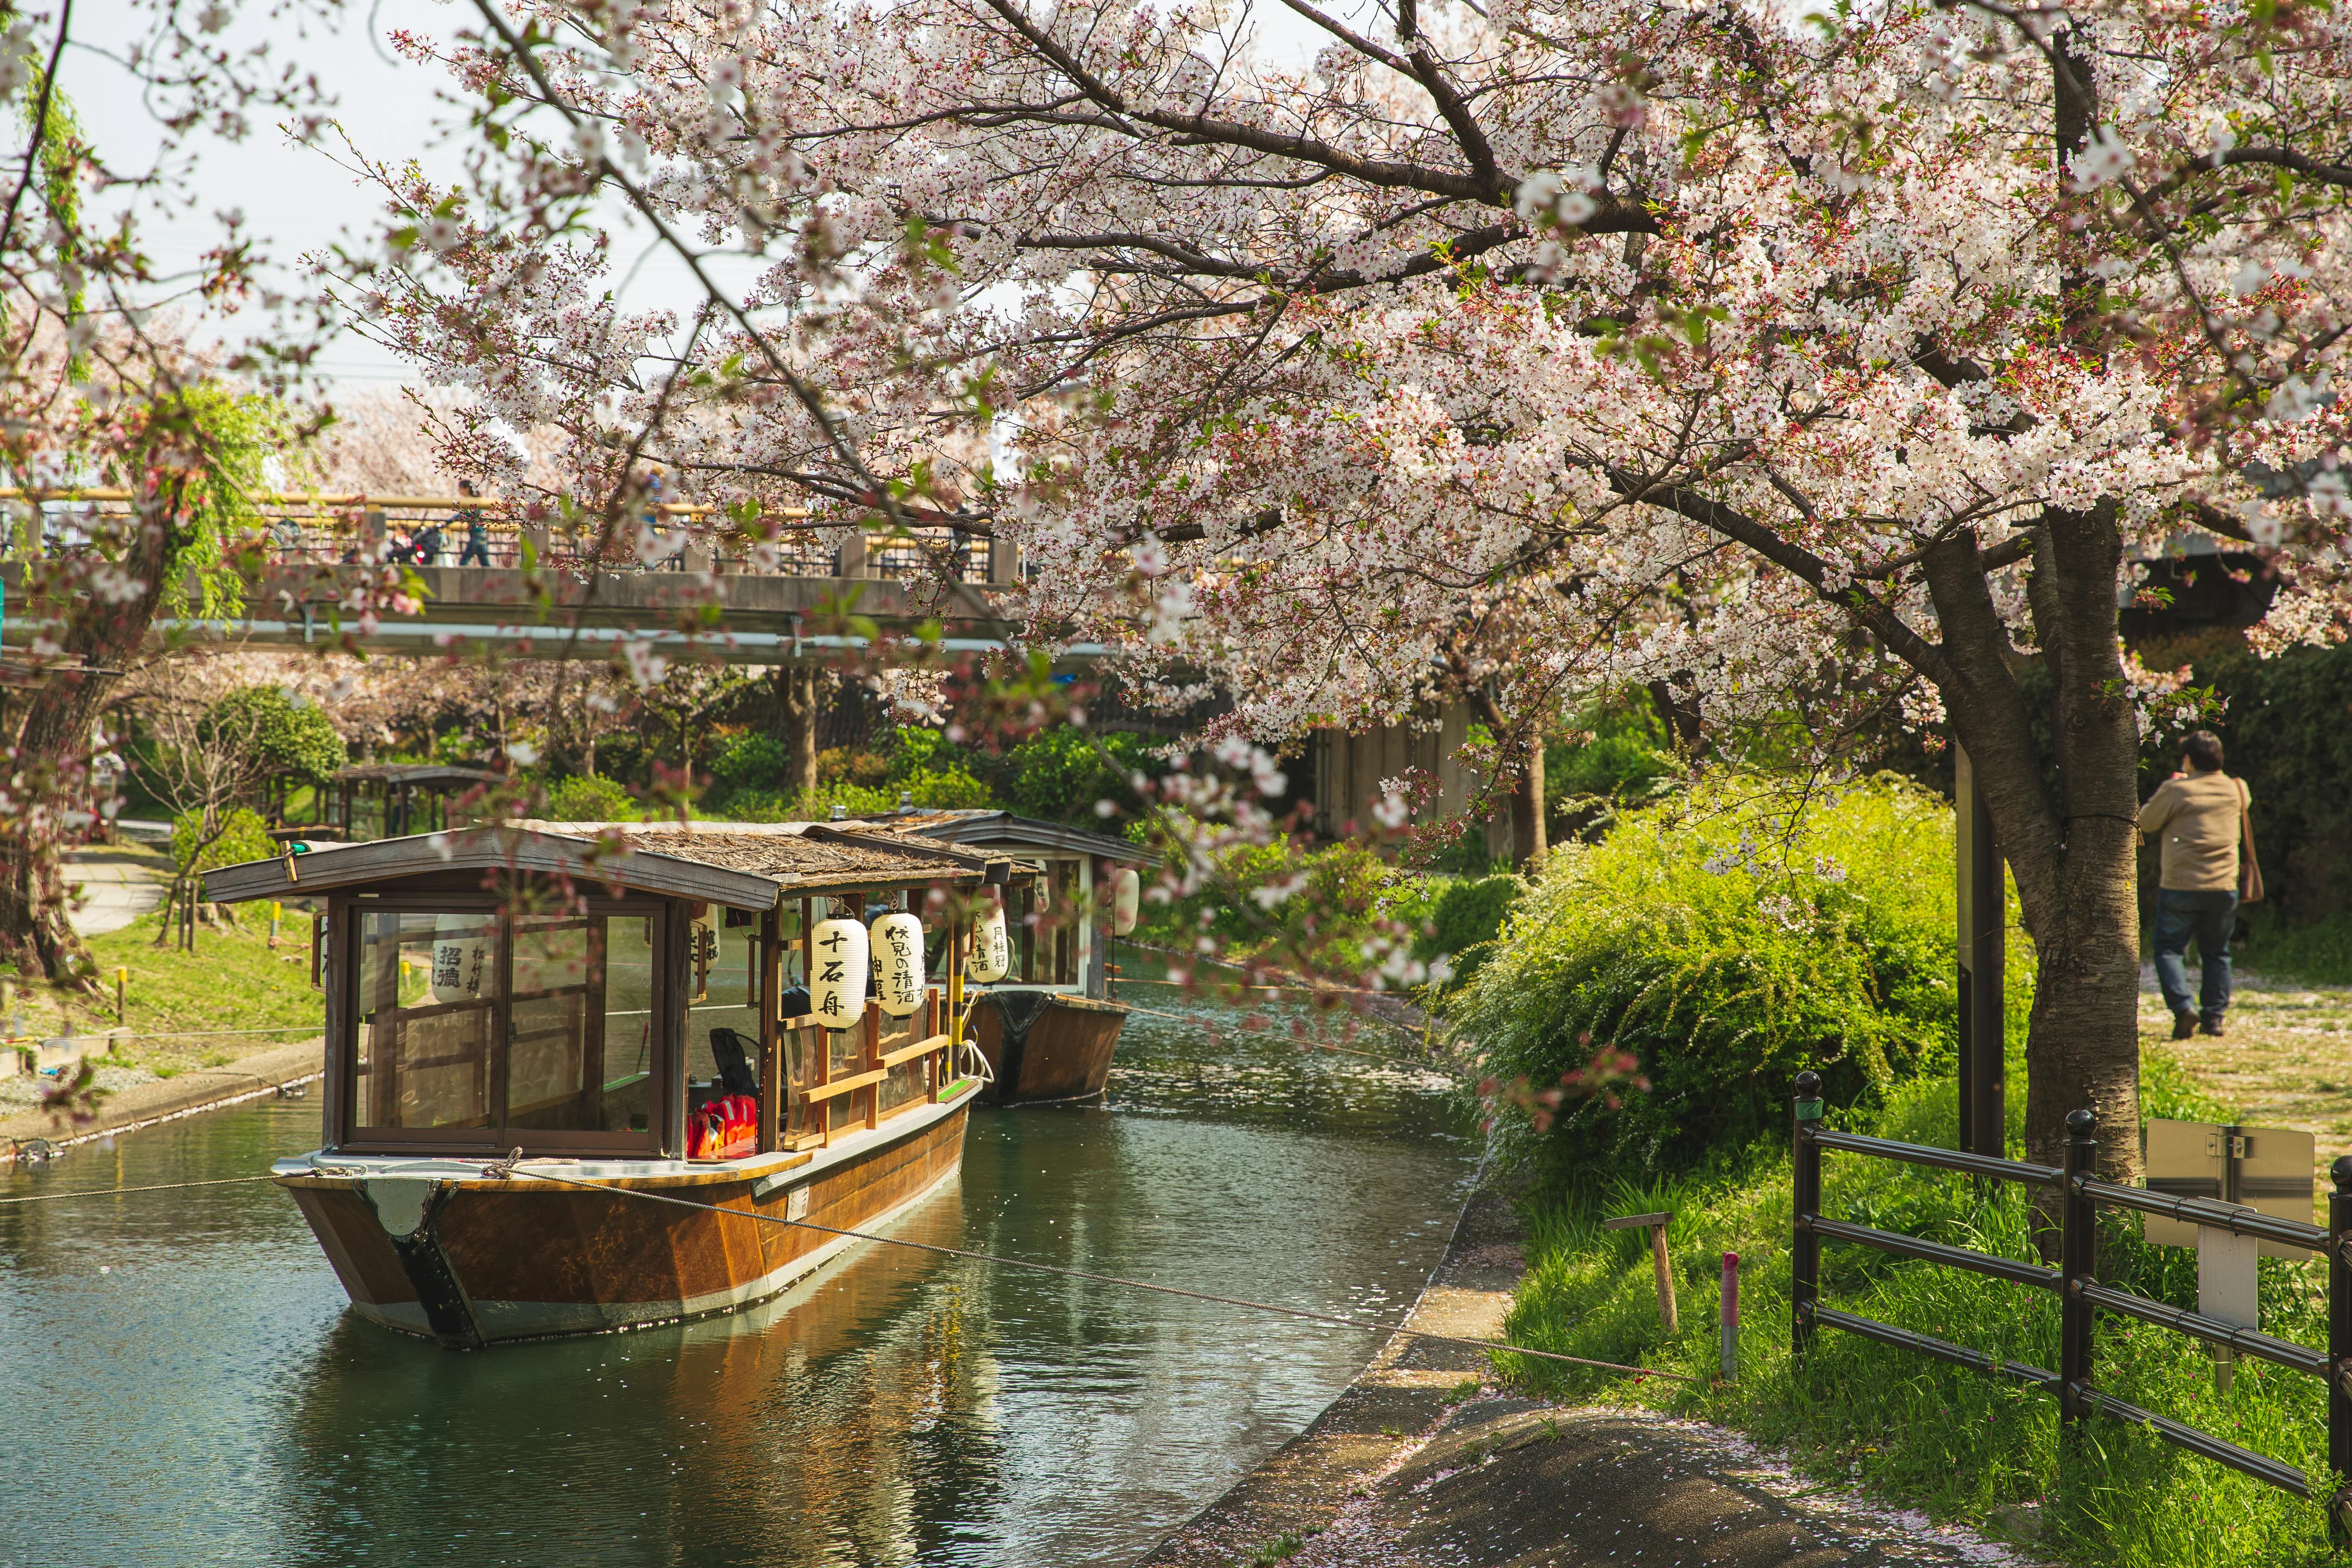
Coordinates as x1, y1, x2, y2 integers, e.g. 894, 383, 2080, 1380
970, 991, 1128, 1106
278, 1096, 969, 1348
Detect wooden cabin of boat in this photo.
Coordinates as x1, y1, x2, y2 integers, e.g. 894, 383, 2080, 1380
202, 822, 1032, 1349
853, 810, 1139, 1106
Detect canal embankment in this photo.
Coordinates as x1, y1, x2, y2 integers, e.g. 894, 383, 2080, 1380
1, 1035, 322, 1164
1139, 1177, 2041, 1568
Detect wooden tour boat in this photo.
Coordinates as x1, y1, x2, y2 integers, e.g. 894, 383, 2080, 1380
205, 821, 1035, 1348
870, 810, 1139, 1106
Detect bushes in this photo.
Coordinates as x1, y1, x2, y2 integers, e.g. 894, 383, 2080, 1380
172, 806, 274, 873
996, 726, 1158, 824
1133, 836, 1439, 983
1449, 775, 2007, 1190
1417, 873, 1522, 985
542, 775, 638, 821
206, 686, 348, 784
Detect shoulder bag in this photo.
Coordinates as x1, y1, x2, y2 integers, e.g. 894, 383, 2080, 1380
2237, 777, 2265, 904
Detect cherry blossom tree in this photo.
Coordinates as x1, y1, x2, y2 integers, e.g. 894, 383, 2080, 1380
346, 0, 2352, 1177
0, 0, 428, 983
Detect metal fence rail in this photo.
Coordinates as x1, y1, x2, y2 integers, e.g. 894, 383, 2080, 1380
1790, 1069, 2352, 1534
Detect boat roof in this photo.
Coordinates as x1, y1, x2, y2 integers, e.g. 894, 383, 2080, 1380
202, 822, 1027, 911
333, 762, 503, 788
857, 808, 1141, 862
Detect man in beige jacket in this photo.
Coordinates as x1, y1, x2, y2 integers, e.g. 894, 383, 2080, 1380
2138, 730, 2249, 1039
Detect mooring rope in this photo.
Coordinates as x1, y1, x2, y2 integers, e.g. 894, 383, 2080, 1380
0, 1174, 280, 1204
500, 1163, 1696, 1382
0, 1160, 1693, 1384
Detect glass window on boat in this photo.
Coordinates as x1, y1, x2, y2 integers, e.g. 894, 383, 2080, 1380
685, 908, 763, 1115
507, 912, 658, 1136
355, 910, 497, 1132
1013, 862, 1084, 986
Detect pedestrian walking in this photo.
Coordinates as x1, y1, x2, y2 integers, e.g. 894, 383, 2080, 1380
2139, 729, 2263, 1039
454, 479, 492, 567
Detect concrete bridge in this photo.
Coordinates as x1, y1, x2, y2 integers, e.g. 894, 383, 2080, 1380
0, 558, 1079, 665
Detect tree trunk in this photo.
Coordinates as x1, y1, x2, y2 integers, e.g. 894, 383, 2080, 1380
1, 505, 178, 986
776, 665, 820, 799
1920, 508, 2142, 1188
1508, 735, 1546, 868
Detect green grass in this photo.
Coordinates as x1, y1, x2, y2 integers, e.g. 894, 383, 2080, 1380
2242, 910, 2352, 988
11, 914, 324, 1074
1494, 1062, 2336, 1568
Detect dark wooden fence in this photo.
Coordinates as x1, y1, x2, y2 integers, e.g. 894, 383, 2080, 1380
1789, 1069, 2352, 1536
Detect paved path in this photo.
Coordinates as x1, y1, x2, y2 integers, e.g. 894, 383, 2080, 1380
63, 832, 172, 937
2140, 966, 2352, 1200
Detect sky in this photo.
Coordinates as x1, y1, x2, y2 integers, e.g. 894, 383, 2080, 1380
59, 0, 726, 386
57, 0, 1345, 391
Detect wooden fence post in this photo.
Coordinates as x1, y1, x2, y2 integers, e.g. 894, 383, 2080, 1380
2059, 1109, 2099, 1443
1792, 1070, 1823, 1366
2329, 1155, 2352, 1544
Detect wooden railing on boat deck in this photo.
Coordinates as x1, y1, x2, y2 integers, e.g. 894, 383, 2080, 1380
772, 987, 956, 1152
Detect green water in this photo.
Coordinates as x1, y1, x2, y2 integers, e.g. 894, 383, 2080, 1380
0, 983, 1472, 1566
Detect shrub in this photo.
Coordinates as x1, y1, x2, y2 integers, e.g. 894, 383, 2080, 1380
1417, 873, 1523, 986
996, 726, 1160, 824
173, 806, 275, 874
1135, 835, 1438, 983
542, 775, 638, 821
716, 781, 897, 821
901, 766, 995, 809
1449, 774, 2009, 1190
710, 732, 789, 792
205, 686, 348, 784
818, 746, 891, 788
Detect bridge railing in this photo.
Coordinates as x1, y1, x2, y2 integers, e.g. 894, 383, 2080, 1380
5, 490, 1004, 583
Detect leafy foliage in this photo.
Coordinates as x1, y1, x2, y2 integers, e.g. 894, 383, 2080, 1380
172, 807, 274, 875
1449, 776, 2013, 1190
542, 775, 638, 822
1133, 836, 1439, 981
995, 727, 1160, 824
205, 687, 348, 786
1415, 873, 1523, 987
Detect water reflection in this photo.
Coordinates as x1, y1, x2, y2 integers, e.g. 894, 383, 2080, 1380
2, 970, 1471, 1567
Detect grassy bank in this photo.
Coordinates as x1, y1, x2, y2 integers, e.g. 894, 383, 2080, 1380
1492, 1055, 2331, 1568
10, 914, 322, 1076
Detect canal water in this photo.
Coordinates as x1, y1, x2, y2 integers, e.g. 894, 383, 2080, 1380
0, 983, 1473, 1567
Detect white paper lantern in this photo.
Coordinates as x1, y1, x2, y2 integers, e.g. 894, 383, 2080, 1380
969, 898, 1011, 983
871, 912, 925, 1017
811, 916, 870, 1028
1110, 867, 1141, 937
430, 913, 495, 1004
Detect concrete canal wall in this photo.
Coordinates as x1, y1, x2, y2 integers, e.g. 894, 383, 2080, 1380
1137, 1182, 2042, 1568
1, 1037, 322, 1166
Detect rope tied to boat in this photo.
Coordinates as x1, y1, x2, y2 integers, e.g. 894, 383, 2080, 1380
2, 1159, 1697, 1385
493, 1162, 1699, 1384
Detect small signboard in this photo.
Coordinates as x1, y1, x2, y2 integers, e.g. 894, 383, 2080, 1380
2141, 1119, 2317, 1259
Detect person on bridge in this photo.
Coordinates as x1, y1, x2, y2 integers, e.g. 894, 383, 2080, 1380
2140, 729, 2261, 1040
454, 480, 492, 567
